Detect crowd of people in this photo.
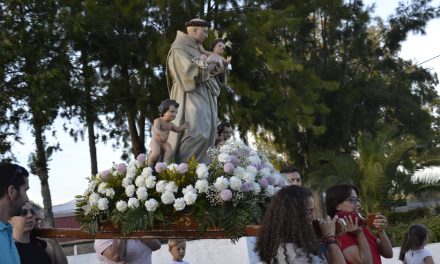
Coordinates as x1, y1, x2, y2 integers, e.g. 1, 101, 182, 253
2, 160, 436, 264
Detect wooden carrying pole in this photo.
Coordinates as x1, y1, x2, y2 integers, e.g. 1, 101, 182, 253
34, 225, 260, 239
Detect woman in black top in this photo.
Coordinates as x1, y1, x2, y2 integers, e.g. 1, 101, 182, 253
10, 201, 67, 264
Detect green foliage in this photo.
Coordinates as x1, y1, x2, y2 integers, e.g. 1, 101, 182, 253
209, 199, 263, 243
386, 215, 440, 246
158, 157, 199, 187
386, 208, 431, 225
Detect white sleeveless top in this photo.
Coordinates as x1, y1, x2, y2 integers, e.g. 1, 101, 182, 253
404, 248, 432, 264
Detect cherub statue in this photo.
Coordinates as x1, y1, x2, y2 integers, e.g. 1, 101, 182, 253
199, 39, 231, 70
197, 38, 234, 95
148, 99, 189, 167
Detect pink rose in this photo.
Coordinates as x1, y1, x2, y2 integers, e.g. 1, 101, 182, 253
177, 163, 188, 174
220, 189, 232, 201
259, 178, 269, 188
229, 155, 238, 165
267, 176, 276, 185
136, 153, 147, 164
100, 170, 110, 181
252, 163, 262, 170
155, 162, 167, 173
223, 163, 235, 173
116, 163, 127, 173
241, 182, 253, 192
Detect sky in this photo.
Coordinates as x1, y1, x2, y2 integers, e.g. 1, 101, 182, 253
11, 0, 440, 207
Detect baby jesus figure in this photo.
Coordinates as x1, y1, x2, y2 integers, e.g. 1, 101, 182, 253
148, 99, 189, 167
200, 38, 231, 68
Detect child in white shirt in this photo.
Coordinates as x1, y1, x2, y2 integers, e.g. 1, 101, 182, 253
168, 239, 190, 264
399, 224, 435, 264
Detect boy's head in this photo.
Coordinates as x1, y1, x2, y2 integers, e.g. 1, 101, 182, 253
159, 99, 179, 117
168, 239, 187, 261
210, 38, 225, 53
280, 165, 301, 186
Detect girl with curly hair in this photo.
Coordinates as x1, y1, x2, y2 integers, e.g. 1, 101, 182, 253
255, 185, 345, 263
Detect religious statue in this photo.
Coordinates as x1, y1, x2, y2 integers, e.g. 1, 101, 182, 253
198, 38, 232, 93
166, 18, 221, 164
148, 99, 189, 167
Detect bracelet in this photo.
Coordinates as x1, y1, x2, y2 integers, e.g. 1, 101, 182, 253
325, 239, 338, 247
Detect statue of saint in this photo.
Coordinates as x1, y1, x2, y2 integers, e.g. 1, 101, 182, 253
166, 19, 220, 164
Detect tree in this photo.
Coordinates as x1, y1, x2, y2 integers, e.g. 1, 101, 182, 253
1, 0, 72, 226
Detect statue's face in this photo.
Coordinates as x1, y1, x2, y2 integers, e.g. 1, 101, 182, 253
193, 27, 208, 43
213, 41, 225, 55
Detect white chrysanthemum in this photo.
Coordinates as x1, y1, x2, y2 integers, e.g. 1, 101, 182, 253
218, 153, 231, 163
247, 155, 261, 165
126, 165, 137, 179
233, 166, 246, 179
252, 182, 261, 195
89, 193, 100, 206
156, 180, 167, 193
105, 188, 115, 198
242, 172, 256, 183
195, 179, 209, 193
97, 197, 109, 210
161, 191, 175, 204
214, 176, 229, 191
219, 144, 232, 153
135, 175, 146, 187
229, 176, 243, 191
116, 200, 128, 212
87, 180, 97, 193
173, 198, 186, 211
145, 199, 158, 212
136, 187, 148, 201
196, 164, 209, 179
97, 182, 108, 194
125, 184, 136, 197
141, 167, 153, 177
128, 197, 140, 208
145, 175, 156, 189
259, 167, 271, 178
263, 162, 274, 169
245, 165, 258, 175
167, 163, 178, 171
265, 185, 276, 197
275, 186, 282, 193
122, 177, 132, 187
81, 204, 91, 215
182, 185, 195, 195
165, 182, 178, 193
183, 191, 197, 205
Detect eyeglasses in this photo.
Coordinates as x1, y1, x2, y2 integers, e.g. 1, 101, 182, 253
346, 197, 361, 204
21, 208, 36, 217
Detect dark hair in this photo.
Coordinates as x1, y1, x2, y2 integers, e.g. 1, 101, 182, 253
158, 99, 179, 117
280, 165, 300, 174
216, 122, 231, 137
0, 163, 29, 198
210, 38, 225, 52
399, 224, 429, 261
255, 185, 321, 263
325, 184, 359, 217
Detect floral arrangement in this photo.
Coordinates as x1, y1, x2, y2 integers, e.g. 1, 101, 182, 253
75, 139, 286, 241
